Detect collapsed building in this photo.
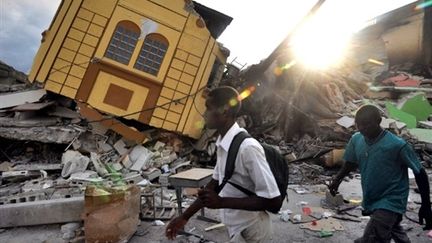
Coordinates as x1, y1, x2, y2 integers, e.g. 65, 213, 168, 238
29, 0, 232, 141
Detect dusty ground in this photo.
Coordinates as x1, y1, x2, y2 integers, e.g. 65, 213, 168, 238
1, 178, 431, 243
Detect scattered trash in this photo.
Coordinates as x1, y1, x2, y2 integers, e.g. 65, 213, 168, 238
293, 214, 302, 222
152, 220, 165, 226
319, 230, 334, 238
204, 223, 225, 232
323, 212, 333, 218
296, 201, 309, 207
280, 210, 292, 222
299, 218, 344, 232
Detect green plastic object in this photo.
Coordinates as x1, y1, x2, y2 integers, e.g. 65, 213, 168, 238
386, 102, 417, 128
408, 129, 432, 144
400, 94, 432, 122
319, 230, 333, 238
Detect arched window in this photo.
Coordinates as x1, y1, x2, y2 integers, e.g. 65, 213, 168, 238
134, 34, 168, 76
105, 21, 140, 65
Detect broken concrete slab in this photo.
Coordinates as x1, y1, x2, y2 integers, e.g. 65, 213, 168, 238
90, 152, 108, 176
0, 191, 47, 205
61, 222, 81, 234
61, 151, 90, 178
124, 172, 145, 185
153, 141, 166, 151
408, 129, 432, 144
419, 121, 432, 129
0, 126, 81, 144
89, 122, 108, 136
129, 146, 154, 171
2, 170, 42, 182
97, 141, 113, 153
0, 197, 84, 227
336, 116, 355, 129
47, 106, 80, 119
143, 169, 162, 181
380, 117, 396, 129
68, 171, 100, 182
22, 179, 53, 192
113, 139, 128, 155
13, 163, 62, 171
0, 117, 58, 127
0, 89, 46, 109
10, 101, 55, 111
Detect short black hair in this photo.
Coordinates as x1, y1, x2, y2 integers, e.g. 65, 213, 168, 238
207, 86, 241, 118
355, 105, 381, 123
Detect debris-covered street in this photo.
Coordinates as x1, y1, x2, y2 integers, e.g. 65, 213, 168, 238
1, 0, 432, 242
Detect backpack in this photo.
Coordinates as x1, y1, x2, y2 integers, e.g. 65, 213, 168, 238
216, 131, 289, 213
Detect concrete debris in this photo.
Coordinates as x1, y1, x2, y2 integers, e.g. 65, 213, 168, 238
61, 151, 90, 178
113, 139, 128, 155
129, 145, 154, 171
280, 210, 292, 222
61, 222, 81, 234
0, 197, 84, 227
152, 220, 165, 226
89, 152, 109, 177
68, 171, 100, 182
336, 116, 355, 129
0, 126, 81, 144
13, 163, 62, 171
0, 89, 46, 109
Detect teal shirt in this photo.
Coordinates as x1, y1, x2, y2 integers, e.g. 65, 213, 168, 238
343, 131, 423, 215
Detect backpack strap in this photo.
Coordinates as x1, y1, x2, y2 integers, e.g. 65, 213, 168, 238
228, 181, 255, 196
216, 131, 250, 194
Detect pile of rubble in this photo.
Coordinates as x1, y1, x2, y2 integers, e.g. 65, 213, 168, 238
0, 61, 208, 241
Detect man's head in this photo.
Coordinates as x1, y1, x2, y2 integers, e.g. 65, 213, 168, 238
204, 86, 241, 129
355, 105, 382, 139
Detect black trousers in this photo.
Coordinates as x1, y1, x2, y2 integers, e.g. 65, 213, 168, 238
354, 209, 410, 243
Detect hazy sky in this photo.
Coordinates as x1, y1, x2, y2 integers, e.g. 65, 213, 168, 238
0, 0, 415, 73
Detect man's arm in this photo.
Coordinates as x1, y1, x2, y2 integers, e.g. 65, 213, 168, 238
182, 179, 218, 220
166, 179, 218, 240
199, 189, 281, 213
414, 168, 432, 229
328, 161, 357, 195
399, 143, 432, 229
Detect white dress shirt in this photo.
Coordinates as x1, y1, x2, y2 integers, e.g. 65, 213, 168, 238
212, 122, 280, 237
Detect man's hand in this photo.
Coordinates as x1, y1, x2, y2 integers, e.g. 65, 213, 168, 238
198, 188, 223, 209
166, 216, 188, 240
419, 204, 432, 230
328, 179, 341, 196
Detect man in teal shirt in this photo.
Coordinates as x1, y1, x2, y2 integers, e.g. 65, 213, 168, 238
329, 105, 432, 242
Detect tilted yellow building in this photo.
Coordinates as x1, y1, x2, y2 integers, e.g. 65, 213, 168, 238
29, 0, 232, 141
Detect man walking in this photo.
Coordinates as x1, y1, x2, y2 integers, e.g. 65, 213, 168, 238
329, 105, 432, 242
166, 86, 281, 242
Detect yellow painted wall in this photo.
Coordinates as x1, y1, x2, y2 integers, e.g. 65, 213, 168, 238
29, 0, 228, 139
93, 5, 182, 84
88, 71, 149, 120
31, 0, 117, 99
